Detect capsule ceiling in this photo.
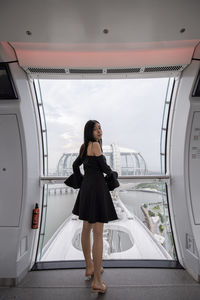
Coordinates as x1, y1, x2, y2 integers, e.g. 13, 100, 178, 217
0, 0, 200, 69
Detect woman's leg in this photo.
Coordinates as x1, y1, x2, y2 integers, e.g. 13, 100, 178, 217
92, 222, 105, 287
81, 221, 93, 272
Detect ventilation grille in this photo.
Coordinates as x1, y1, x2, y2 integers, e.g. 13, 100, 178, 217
28, 67, 66, 74
107, 68, 140, 73
144, 66, 182, 72
26, 65, 185, 75
69, 69, 102, 74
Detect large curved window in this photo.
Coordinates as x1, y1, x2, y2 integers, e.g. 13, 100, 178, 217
35, 78, 173, 175
34, 78, 177, 265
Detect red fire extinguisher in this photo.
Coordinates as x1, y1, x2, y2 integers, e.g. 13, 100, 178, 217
32, 203, 39, 229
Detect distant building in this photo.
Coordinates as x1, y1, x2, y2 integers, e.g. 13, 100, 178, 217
57, 143, 147, 176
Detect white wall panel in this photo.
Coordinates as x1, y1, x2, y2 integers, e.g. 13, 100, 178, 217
189, 111, 200, 225
0, 114, 22, 227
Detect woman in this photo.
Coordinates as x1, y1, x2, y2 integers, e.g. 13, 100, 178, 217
71, 120, 118, 294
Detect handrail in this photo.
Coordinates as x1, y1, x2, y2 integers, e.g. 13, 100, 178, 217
40, 175, 170, 184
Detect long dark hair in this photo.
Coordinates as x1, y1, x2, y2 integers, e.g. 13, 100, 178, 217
79, 120, 103, 160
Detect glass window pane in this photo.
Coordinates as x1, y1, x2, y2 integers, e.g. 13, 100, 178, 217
35, 78, 176, 262
37, 181, 176, 261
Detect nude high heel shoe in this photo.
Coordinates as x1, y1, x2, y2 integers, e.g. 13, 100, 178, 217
91, 281, 107, 294
85, 266, 104, 280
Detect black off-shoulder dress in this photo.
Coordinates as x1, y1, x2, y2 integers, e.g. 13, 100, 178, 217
72, 154, 118, 223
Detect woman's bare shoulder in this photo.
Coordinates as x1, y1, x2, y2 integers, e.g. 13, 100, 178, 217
92, 142, 102, 156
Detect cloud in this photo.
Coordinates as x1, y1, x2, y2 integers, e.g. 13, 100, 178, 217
39, 77, 171, 172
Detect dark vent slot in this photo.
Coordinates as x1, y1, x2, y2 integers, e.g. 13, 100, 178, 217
28, 68, 66, 74
144, 66, 182, 72
107, 68, 140, 73
69, 69, 102, 74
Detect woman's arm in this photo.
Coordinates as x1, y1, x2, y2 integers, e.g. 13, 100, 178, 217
92, 142, 113, 176
96, 155, 113, 176
72, 155, 83, 175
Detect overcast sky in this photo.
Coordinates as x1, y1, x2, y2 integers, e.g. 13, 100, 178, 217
39, 77, 173, 173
